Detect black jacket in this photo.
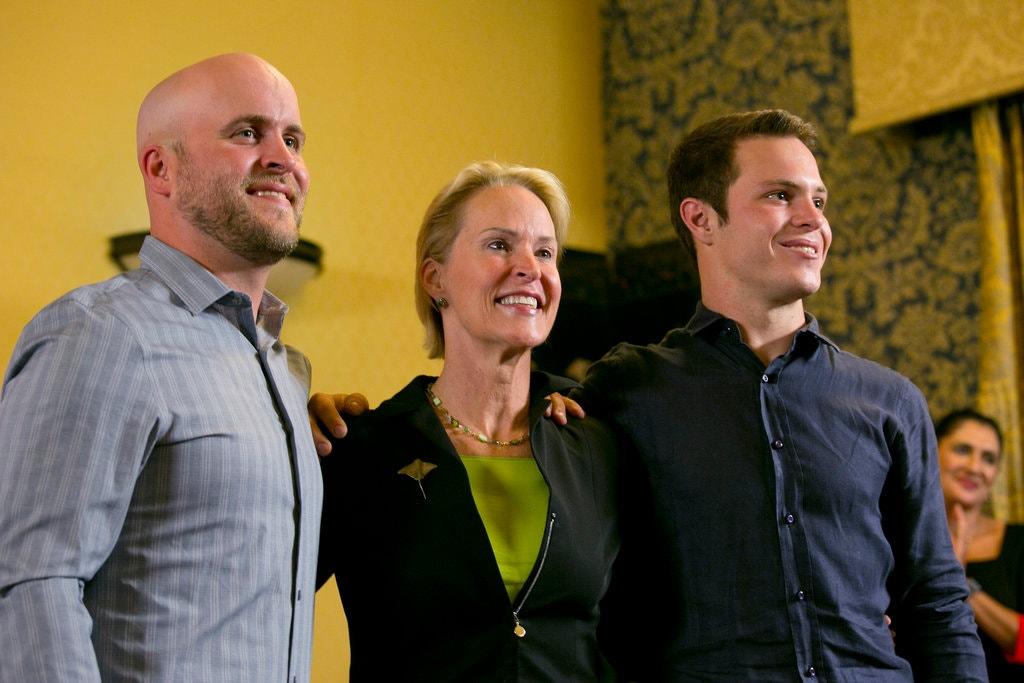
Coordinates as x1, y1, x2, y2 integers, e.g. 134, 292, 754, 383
318, 372, 621, 682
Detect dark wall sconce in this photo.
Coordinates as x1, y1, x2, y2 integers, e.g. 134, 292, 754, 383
109, 231, 324, 298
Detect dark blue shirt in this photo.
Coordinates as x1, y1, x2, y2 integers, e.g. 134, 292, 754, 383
580, 303, 985, 682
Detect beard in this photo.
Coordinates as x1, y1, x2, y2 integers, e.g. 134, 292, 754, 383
174, 150, 304, 267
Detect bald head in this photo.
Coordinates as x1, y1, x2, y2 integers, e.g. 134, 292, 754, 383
136, 53, 297, 157
136, 53, 310, 280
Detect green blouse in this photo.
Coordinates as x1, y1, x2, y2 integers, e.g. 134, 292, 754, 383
460, 454, 549, 600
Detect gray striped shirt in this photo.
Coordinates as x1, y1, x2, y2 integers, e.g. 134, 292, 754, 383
0, 236, 322, 682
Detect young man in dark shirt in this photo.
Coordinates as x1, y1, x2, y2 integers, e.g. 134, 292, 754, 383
581, 109, 985, 681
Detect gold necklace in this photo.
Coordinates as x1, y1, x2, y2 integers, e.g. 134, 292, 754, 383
426, 383, 530, 447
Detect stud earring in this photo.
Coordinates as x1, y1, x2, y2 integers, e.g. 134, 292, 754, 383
436, 297, 449, 309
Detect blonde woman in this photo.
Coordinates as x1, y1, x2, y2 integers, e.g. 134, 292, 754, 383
316, 162, 620, 681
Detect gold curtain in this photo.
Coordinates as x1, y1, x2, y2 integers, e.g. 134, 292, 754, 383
849, 1, 1024, 133
973, 98, 1024, 522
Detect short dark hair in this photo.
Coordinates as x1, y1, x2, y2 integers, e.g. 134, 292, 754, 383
666, 109, 819, 262
934, 408, 1003, 452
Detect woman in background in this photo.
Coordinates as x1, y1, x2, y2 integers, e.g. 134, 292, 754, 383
316, 161, 620, 681
939, 408, 1024, 680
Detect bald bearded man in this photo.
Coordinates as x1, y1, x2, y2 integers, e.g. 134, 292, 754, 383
0, 54, 321, 682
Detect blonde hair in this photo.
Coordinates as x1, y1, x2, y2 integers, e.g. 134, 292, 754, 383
415, 161, 570, 358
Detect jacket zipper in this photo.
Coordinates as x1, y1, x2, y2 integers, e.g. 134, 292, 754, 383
511, 510, 557, 638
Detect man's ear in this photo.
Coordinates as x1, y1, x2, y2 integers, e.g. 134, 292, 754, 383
679, 198, 719, 247
140, 145, 173, 197
420, 258, 444, 300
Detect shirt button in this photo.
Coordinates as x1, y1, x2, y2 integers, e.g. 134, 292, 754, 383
771, 439, 784, 449
806, 666, 817, 677
795, 590, 806, 601
783, 513, 795, 525
761, 374, 770, 383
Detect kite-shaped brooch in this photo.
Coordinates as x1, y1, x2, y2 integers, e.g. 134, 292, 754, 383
398, 459, 437, 501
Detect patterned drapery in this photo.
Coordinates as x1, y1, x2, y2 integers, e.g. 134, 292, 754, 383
973, 99, 1024, 521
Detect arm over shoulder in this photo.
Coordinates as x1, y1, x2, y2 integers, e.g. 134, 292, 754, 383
570, 342, 641, 421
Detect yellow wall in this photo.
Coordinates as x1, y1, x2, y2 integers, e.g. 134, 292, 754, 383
1, 1, 606, 680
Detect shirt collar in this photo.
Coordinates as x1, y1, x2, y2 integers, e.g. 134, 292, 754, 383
138, 235, 289, 336
683, 300, 839, 351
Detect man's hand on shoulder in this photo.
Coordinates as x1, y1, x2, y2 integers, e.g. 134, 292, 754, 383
308, 392, 369, 456
544, 392, 585, 425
